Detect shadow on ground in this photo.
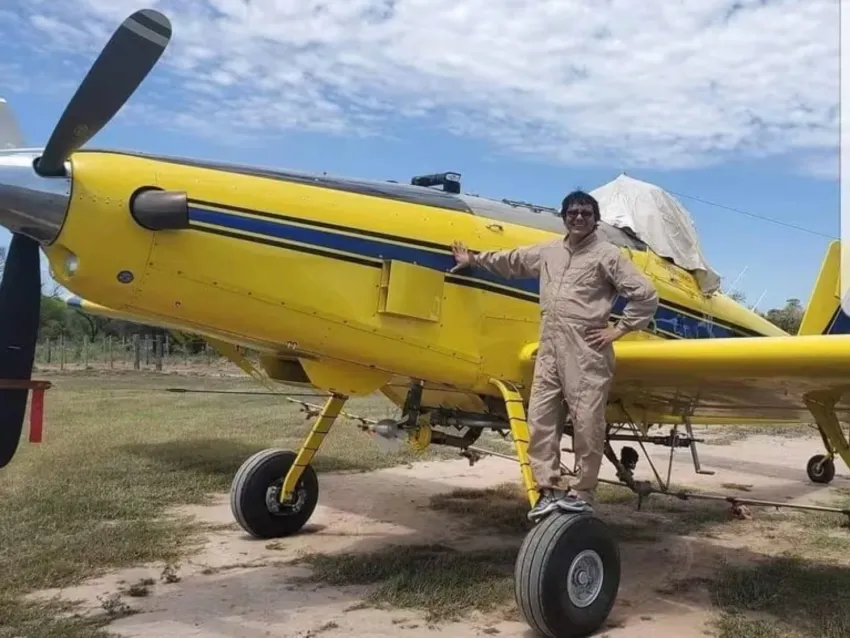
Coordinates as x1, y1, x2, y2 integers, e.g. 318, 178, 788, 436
121, 438, 373, 478
118, 441, 850, 638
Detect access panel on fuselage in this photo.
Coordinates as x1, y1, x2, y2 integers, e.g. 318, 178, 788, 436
141, 161, 488, 386
470, 217, 552, 384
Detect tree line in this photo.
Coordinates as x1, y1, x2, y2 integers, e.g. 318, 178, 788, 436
726, 290, 804, 334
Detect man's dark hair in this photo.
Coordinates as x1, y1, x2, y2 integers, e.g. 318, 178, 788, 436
560, 190, 600, 222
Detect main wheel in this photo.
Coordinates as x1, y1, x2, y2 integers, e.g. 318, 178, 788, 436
806, 454, 835, 484
230, 448, 319, 539
515, 512, 620, 638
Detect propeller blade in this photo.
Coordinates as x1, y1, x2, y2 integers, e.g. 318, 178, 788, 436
35, 9, 172, 176
0, 233, 41, 467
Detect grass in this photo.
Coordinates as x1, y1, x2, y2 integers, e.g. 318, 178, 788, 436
4, 368, 849, 636
428, 480, 738, 539
294, 480, 741, 623
709, 557, 850, 638
0, 370, 457, 636
666, 497, 850, 638
297, 479, 850, 635
294, 543, 518, 623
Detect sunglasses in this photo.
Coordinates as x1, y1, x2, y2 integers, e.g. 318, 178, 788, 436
564, 209, 594, 219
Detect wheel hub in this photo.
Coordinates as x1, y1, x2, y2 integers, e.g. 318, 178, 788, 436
265, 480, 305, 515
566, 549, 604, 608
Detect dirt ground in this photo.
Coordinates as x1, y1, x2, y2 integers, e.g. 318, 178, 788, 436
25, 422, 850, 638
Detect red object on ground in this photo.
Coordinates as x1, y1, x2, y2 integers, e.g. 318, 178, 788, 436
0, 379, 52, 444
29, 387, 45, 443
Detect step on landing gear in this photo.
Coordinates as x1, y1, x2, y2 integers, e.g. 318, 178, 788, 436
490, 378, 620, 638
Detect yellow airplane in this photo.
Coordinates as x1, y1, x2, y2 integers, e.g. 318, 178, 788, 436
3, 9, 850, 638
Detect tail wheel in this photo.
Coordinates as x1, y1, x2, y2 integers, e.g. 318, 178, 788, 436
515, 512, 620, 638
806, 454, 835, 484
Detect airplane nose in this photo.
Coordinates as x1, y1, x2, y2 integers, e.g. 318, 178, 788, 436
0, 7, 173, 470
0, 150, 70, 244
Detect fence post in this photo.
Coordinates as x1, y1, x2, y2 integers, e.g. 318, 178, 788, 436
155, 334, 163, 371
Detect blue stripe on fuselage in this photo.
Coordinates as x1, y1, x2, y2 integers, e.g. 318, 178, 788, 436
188, 206, 747, 340
190, 207, 539, 296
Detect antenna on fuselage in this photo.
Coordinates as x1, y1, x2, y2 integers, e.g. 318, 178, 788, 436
722, 265, 748, 295
751, 290, 768, 311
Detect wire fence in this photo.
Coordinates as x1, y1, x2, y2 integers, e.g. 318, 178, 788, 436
34, 334, 235, 371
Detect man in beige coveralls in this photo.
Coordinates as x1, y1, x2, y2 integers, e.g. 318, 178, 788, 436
451, 190, 658, 522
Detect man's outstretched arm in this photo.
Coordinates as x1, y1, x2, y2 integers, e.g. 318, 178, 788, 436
451, 241, 543, 280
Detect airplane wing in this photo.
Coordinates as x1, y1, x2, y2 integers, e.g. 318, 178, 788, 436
519, 334, 850, 424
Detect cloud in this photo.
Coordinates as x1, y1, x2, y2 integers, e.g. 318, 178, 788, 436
796, 152, 839, 181
1, 0, 839, 178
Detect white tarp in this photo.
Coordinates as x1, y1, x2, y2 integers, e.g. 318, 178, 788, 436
590, 173, 722, 295
0, 98, 25, 149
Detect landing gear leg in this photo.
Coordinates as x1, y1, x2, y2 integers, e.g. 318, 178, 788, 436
490, 378, 620, 638
230, 392, 347, 539
804, 394, 848, 486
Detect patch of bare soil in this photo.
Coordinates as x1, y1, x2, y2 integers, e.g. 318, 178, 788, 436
28, 431, 850, 637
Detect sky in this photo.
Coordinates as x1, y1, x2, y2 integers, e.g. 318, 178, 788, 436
0, 0, 840, 312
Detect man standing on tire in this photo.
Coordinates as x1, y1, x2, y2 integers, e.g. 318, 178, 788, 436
451, 190, 658, 522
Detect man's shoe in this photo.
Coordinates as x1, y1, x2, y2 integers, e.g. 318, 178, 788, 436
527, 489, 563, 522
554, 489, 593, 513
571, 488, 596, 508
528, 489, 592, 522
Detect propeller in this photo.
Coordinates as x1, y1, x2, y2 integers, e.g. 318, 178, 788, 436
0, 234, 41, 467
0, 8, 172, 468
35, 9, 172, 177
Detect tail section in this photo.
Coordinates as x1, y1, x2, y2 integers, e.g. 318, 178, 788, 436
798, 240, 850, 335
0, 98, 26, 149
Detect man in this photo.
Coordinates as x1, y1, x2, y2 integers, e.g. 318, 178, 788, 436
451, 190, 658, 522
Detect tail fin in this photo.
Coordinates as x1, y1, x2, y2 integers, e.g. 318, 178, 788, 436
0, 98, 26, 149
798, 240, 850, 335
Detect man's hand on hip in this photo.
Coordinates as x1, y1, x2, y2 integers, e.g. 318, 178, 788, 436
586, 326, 626, 350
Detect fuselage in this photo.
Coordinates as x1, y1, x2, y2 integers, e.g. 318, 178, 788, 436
42, 150, 786, 408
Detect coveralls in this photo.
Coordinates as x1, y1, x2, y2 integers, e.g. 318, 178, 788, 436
471, 231, 658, 504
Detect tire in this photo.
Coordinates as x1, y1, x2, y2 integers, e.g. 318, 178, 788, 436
806, 454, 835, 484
515, 512, 620, 638
230, 448, 319, 539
